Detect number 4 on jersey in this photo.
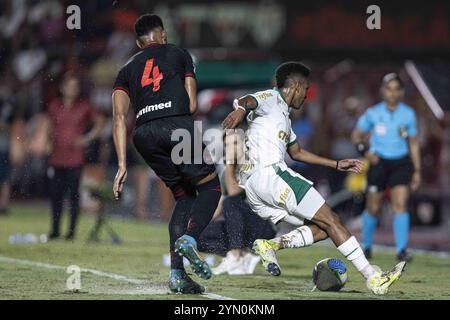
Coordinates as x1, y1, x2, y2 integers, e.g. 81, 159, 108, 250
141, 58, 164, 92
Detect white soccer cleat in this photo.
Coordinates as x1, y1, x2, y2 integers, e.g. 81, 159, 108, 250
212, 252, 241, 275
241, 252, 261, 275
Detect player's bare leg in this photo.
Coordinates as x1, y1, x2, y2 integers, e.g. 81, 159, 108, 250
271, 223, 328, 250
253, 223, 328, 276
312, 203, 406, 295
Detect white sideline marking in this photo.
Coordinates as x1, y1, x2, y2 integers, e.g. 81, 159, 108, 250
0, 255, 234, 300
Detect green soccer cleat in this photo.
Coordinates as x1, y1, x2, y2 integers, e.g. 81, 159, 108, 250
366, 261, 406, 295
175, 235, 212, 280
252, 239, 281, 276
169, 269, 205, 294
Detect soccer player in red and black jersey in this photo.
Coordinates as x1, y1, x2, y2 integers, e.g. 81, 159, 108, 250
112, 14, 221, 294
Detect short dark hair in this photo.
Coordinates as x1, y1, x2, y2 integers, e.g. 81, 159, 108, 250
275, 62, 311, 88
134, 14, 164, 37
381, 73, 404, 88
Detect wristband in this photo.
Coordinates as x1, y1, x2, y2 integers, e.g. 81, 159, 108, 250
233, 99, 246, 112
356, 143, 368, 156
336, 160, 339, 170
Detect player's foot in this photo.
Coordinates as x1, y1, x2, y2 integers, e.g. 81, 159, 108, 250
227, 261, 248, 275
65, 233, 75, 241
397, 249, 413, 262
252, 239, 281, 276
175, 235, 212, 280
366, 261, 406, 295
241, 252, 261, 275
212, 251, 240, 275
48, 232, 60, 240
169, 269, 205, 294
364, 247, 372, 260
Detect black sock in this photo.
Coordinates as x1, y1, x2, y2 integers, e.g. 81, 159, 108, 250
169, 185, 196, 270
186, 176, 221, 240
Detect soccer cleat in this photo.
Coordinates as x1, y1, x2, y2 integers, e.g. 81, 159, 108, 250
241, 252, 261, 275
212, 252, 241, 275
252, 239, 281, 276
175, 235, 212, 280
47, 232, 60, 241
397, 250, 413, 262
169, 269, 205, 294
364, 247, 372, 260
65, 233, 75, 241
366, 261, 406, 295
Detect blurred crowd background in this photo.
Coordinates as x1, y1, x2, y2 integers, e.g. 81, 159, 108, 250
0, 0, 449, 249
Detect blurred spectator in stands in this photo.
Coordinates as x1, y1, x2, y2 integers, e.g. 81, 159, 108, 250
0, 0, 26, 40
329, 96, 363, 192
45, 72, 105, 240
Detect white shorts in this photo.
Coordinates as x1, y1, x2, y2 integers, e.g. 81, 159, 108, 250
244, 162, 325, 225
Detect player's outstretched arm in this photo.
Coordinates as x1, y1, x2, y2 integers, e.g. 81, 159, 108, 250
288, 142, 363, 173
112, 90, 130, 200
222, 96, 257, 129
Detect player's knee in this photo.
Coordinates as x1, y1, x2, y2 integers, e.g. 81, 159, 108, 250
195, 175, 221, 197
392, 201, 407, 213
320, 209, 342, 232
367, 202, 381, 216
367, 207, 379, 216
329, 211, 342, 227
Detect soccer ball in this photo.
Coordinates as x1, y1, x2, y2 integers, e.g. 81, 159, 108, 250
312, 258, 348, 291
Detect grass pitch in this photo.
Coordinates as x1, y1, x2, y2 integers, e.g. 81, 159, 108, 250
1, 204, 449, 300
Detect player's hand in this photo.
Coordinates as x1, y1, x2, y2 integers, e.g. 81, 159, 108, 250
337, 159, 363, 173
364, 151, 379, 165
113, 166, 127, 200
410, 170, 421, 191
222, 109, 246, 129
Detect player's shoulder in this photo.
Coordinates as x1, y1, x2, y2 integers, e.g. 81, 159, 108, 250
119, 50, 144, 72
166, 43, 191, 56
166, 43, 182, 51
399, 102, 416, 115
251, 88, 277, 102
364, 102, 384, 116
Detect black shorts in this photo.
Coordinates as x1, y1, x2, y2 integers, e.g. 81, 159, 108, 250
132, 115, 216, 192
0, 151, 10, 183
367, 156, 413, 192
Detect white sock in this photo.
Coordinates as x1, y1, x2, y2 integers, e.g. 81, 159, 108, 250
274, 226, 314, 249
337, 236, 377, 280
